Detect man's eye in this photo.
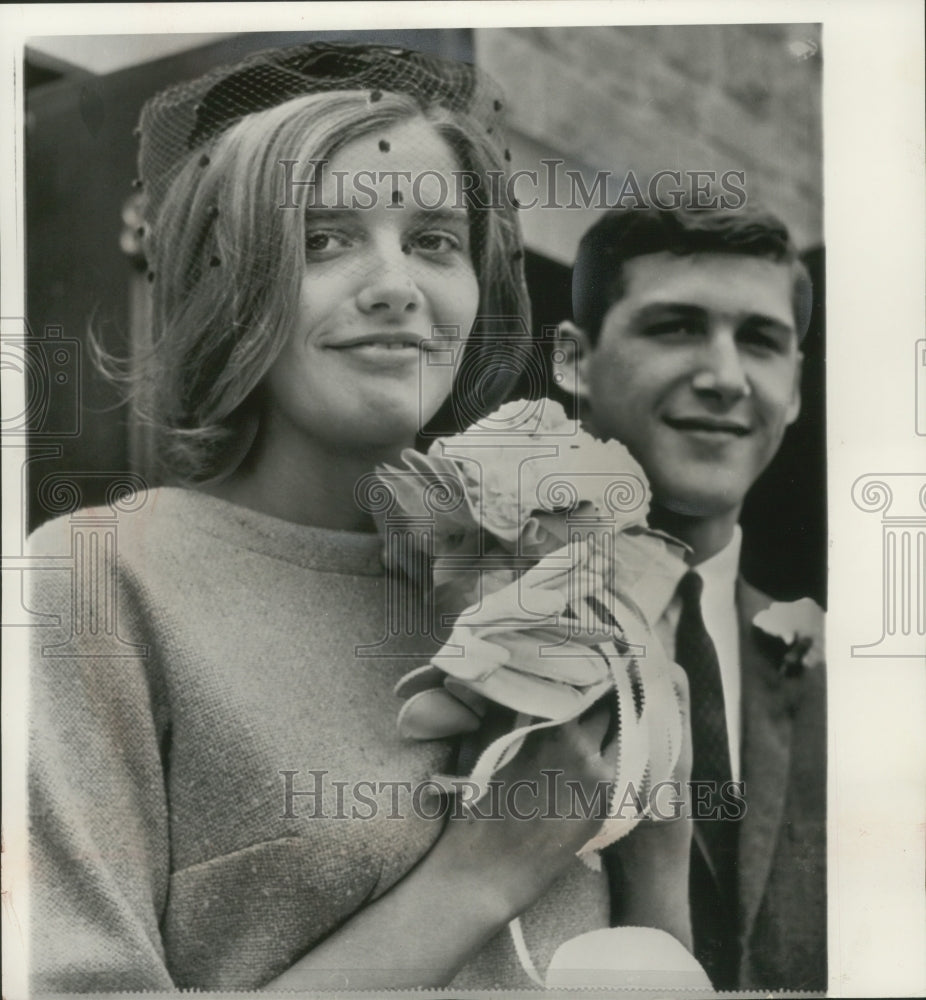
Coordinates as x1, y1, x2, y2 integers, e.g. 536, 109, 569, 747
646, 319, 701, 337
740, 327, 786, 352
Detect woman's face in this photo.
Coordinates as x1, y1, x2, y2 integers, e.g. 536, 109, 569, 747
264, 117, 479, 456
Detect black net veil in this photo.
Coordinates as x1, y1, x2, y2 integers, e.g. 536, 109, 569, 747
132, 41, 533, 476
137, 42, 508, 228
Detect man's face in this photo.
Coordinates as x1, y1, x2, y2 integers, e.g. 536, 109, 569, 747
577, 252, 802, 520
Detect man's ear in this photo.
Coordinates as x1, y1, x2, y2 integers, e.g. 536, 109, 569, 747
786, 350, 803, 425
553, 321, 593, 402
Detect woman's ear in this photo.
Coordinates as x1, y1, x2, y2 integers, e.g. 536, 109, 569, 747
552, 321, 593, 402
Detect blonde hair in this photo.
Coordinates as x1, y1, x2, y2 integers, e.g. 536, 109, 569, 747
132, 90, 528, 482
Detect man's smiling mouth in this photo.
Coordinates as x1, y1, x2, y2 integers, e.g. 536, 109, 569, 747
664, 416, 751, 436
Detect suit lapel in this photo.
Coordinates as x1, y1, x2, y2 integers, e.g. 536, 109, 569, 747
736, 579, 794, 941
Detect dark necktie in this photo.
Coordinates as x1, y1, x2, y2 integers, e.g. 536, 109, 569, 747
675, 570, 741, 988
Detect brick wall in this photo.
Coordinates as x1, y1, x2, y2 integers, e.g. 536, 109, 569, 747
476, 24, 822, 260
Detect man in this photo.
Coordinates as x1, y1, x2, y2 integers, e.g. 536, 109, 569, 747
555, 207, 826, 991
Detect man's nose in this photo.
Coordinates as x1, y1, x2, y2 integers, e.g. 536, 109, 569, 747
355, 243, 424, 315
691, 329, 751, 402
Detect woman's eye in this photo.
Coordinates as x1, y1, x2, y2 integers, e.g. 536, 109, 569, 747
410, 231, 465, 254
304, 230, 352, 256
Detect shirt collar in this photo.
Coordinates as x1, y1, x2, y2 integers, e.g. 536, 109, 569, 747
693, 525, 742, 604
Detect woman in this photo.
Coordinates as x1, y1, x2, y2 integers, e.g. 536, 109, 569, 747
29, 42, 698, 991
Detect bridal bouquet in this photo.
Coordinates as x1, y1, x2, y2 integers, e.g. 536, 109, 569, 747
371, 400, 689, 856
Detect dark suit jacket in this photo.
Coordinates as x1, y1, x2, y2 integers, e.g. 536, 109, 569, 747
606, 578, 827, 991
735, 579, 827, 991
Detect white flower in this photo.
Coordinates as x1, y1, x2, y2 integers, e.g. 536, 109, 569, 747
753, 597, 825, 673
429, 400, 650, 542
434, 398, 574, 441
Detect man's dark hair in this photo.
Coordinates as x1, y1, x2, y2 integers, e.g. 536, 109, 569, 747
572, 207, 813, 342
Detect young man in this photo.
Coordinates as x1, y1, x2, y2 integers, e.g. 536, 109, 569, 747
556, 208, 826, 991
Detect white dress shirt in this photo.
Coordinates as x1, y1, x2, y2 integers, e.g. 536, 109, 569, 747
659, 527, 743, 785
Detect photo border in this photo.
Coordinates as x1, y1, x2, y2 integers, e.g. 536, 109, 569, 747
2, 3, 923, 997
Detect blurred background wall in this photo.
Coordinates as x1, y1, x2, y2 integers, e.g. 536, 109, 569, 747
21, 24, 824, 601
477, 24, 822, 262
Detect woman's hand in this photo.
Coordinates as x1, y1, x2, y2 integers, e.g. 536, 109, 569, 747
270, 661, 686, 991
268, 701, 617, 990
431, 698, 621, 917
268, 699, 621, 991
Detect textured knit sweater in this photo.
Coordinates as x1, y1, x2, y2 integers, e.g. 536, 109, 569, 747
28, 487, 609, 991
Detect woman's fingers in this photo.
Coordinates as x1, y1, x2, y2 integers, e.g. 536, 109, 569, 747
393, 663, 446, 699
396, 687, 482, 740
463, 667, 610, 721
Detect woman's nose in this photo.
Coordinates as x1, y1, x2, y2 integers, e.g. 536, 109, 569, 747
355, 245, 424, 315
691, 330, 751, 401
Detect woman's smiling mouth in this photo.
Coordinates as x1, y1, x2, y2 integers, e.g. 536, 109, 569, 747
325, 330, 425, 360
324, 331, 432, 367
329, 331, 426, 350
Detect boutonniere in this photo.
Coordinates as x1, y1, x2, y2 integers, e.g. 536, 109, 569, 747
753, 597, 825, 676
